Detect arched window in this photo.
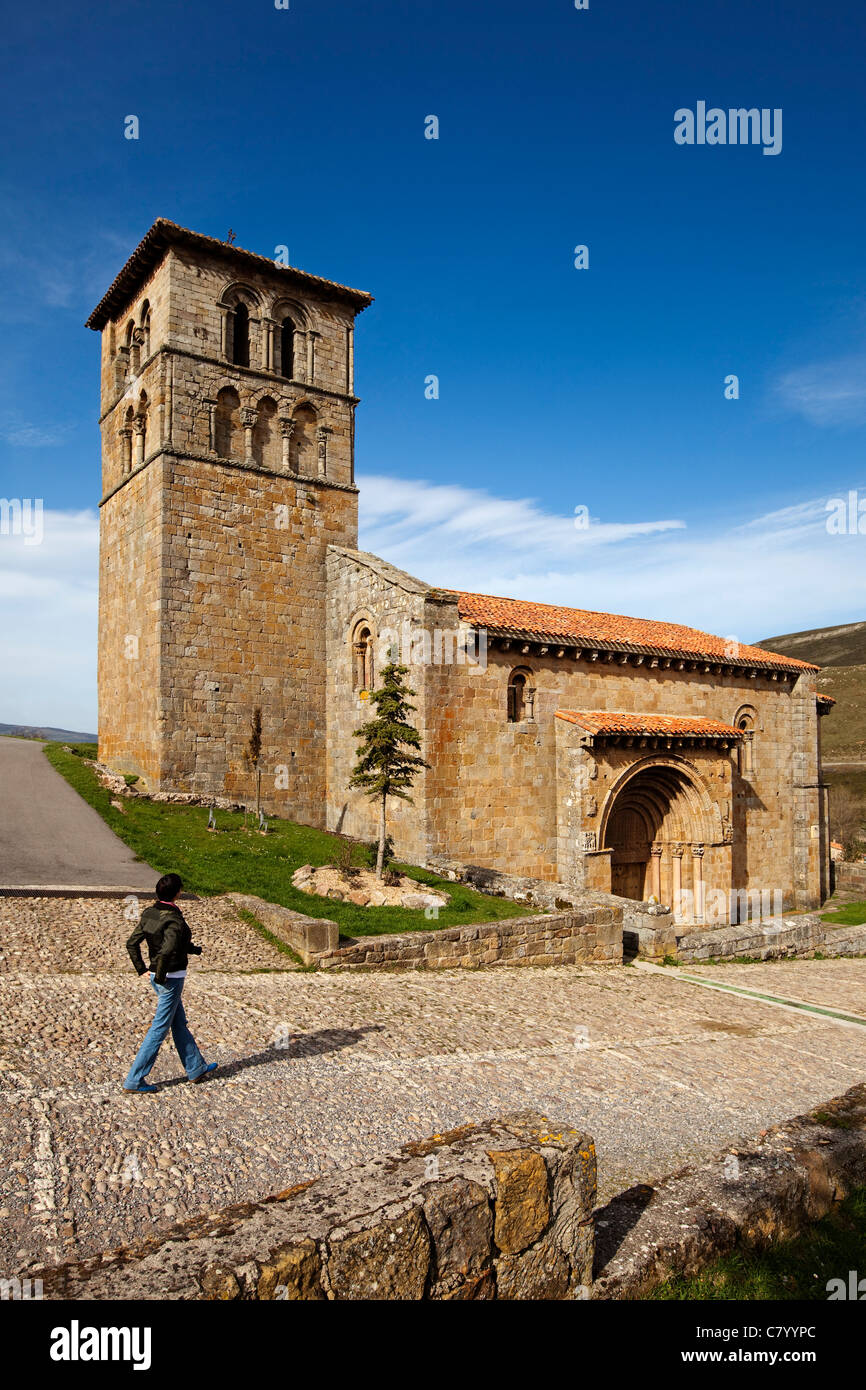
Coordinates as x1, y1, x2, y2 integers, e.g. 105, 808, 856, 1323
507, 667, 535, 723
291, 403, 317, 475
352, 623, 375, 691
279, 317, 295, 378
734, 706, 757, 776
231, 302, 250, 368
215, 386, 241, 459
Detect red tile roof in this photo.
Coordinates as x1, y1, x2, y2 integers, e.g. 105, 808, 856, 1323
452, 591, 817, 671
86, 219, 373, 330
555, 710, 744, 739
816, 692, 836, 706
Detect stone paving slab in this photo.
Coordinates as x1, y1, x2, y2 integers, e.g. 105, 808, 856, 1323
2, 896, 866, 1280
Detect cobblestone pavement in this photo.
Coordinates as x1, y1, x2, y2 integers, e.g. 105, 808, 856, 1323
1, 896, 864, 1279
684, 957, 866, 1016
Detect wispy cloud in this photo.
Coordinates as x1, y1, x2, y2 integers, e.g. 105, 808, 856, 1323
774, 353, 866, 427
3, 483, 865, 731
0, 415, 73, 448
360, 475, 684, 560
358, 474, 866, 643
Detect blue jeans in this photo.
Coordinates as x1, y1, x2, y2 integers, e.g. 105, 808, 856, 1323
124, 976, 206, 1088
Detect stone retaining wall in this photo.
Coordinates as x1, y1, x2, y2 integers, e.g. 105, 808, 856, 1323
314, 906, 622, 970
35, 1114, 596, 1301
835, 860, 866, 894
228, 892, 338, 963
674, 913, 866, 963
228, 892, 622, 969
623, 911, 866, 963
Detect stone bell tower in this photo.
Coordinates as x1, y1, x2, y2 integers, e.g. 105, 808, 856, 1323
87, 219, 373, 822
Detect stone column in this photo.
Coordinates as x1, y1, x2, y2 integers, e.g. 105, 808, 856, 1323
307, 331, 318, 384
280, 416, 296, 473
220, 309, 229, 359
205, 399, 217, 455
692, 845, 705, 925
119, 427, 132, 476
240, 407, 257, 464
671, 844, 684, 921
132, 415, 146, 468
650, 845, 662, 900
262, 319, 274, 372
316, 425, 331, 477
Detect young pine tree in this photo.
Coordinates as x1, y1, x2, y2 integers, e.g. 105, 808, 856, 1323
350, 663, 429, 878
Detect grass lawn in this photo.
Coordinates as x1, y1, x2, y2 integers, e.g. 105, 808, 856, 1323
45, 743, 535, 940
646, 1188, 866, 1300
820, 900, 866, 926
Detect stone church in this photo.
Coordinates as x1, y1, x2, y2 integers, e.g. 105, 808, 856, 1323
88, 220, 831, 924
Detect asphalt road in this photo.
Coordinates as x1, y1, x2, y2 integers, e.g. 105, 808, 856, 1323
0, 737, 157, 889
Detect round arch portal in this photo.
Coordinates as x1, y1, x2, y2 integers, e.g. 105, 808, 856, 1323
599, 758, 719, 903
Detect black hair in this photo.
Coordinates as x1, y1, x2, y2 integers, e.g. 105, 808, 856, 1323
156, 872, 183, 901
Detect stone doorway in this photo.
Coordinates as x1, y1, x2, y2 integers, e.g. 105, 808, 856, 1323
600, 760, 719, 913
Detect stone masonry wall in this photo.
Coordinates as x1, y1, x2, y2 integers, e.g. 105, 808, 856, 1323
36, 1114, 597, 1301
324, 556, 823, 910
313, 905, 622, 970
98, 241, 366, 817
98, 461, 165, 783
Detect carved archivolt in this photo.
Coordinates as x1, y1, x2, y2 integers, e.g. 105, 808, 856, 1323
598, 754, 724, 848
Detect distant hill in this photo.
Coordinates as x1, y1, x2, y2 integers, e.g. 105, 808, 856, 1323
757, 622, 866, 773
759, 620, 866, 668
0, 723, 97, 743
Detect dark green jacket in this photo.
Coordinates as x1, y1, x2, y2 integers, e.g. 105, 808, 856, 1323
126, 902, 201, 985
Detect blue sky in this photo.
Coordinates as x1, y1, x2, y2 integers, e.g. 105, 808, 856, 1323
2, 0, 866, 729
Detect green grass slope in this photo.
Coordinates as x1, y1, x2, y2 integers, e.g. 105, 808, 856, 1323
44, 744, 534, 940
